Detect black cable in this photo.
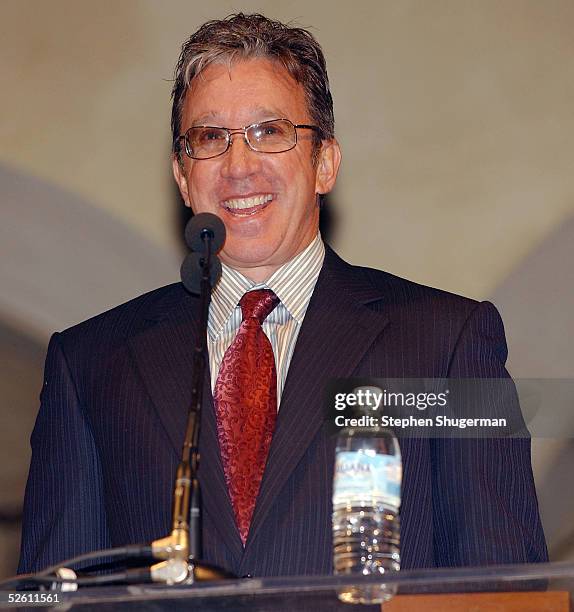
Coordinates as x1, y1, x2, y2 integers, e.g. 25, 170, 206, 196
0, 545, 153, 591
0, 572, 135, 590
36, 544, 152, 577
0, 568, 153, 591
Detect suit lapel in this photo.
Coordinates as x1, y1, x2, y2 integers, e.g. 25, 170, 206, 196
127, 291, 198, 456
127, 289, 243, 560
246, 247, 390, 548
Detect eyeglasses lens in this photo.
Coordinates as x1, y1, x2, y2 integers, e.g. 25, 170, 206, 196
248, 120, 296, 153
187, 128, 228, 159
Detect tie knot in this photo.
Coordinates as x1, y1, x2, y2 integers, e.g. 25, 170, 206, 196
239, 289, 279, 324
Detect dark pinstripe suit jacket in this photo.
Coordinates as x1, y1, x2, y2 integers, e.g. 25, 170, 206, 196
18, 246, 548, 576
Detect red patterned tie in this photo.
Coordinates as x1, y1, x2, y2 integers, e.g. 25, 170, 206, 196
214, 289, 280, 545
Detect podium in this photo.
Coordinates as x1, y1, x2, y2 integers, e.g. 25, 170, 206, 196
2, 561, 572, 611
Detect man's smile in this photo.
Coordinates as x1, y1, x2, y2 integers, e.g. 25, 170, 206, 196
221, 193, 274, 215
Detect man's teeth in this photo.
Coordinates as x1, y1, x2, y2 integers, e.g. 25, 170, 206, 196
224, 194, 273, 210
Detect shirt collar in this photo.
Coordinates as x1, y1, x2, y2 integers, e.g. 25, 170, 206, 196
208, 233, 325, 339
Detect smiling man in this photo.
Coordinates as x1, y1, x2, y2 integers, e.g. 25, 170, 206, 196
172, 58, 340, 281
19, 14, 547, 577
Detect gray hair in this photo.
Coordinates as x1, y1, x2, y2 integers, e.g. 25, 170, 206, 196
171, 13, 334, 156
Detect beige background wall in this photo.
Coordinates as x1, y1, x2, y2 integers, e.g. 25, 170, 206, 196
1, 0, 573, 577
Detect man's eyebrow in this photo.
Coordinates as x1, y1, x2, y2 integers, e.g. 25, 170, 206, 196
191, 111, 220, 125
190, 107, 285, 127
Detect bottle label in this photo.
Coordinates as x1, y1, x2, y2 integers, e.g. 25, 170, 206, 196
333, 451, 401, 510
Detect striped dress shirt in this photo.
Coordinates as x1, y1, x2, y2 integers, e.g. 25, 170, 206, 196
207, 234, 325, 406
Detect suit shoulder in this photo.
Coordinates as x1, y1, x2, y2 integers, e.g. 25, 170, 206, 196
351, 265, 507, 363
358, 264, 478, 310
324, 247, 492, 326
349, 264, 503, 338
57, 283, 186, 347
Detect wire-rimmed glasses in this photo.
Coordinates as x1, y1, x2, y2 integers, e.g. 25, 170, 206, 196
178, 118, 322, 160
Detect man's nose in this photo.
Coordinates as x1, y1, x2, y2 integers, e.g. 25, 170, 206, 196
220, 133, 261, 179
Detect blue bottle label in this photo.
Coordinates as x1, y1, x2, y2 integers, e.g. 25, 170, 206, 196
333, 451, 402, 510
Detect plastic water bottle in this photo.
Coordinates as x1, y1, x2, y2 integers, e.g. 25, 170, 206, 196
333, 402, 402, 605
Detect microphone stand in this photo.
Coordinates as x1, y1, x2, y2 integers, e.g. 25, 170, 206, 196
0, 215, 231, 591
151, 228, 229, 584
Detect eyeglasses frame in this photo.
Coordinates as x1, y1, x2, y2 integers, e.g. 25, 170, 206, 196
178, 118, 323, 160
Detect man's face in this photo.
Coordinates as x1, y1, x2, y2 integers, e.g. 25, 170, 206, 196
173, 58, 340, 282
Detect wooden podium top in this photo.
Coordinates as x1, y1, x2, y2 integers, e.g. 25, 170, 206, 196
387, 591, 570, 612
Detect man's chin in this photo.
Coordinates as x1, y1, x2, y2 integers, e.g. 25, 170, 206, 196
221, 254, 273, 271
220, 244, 283, 279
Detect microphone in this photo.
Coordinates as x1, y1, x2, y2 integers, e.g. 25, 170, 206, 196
181, 253, 222, 295
184, 212, 226, 252
181, 213, 226, 295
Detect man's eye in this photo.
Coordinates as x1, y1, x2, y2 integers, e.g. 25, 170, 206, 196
200, 130, 225, 142
252, 123, 286, 140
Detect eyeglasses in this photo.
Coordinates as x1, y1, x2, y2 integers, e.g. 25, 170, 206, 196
178, 118, 322, 160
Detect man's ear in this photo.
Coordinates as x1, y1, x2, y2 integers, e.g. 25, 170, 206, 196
172, 155, 191, 207
315, 139, 342, 195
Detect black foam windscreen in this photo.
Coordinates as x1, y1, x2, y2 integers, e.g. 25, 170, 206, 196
180, 252, 223, 295
184, 212, 226, 253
